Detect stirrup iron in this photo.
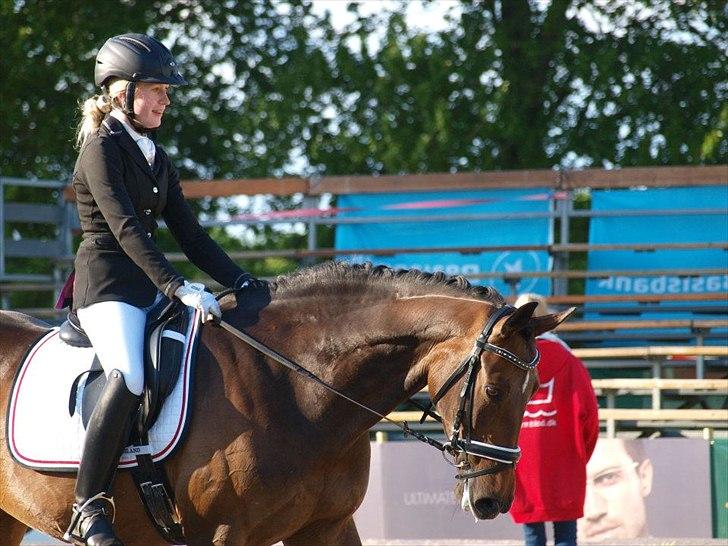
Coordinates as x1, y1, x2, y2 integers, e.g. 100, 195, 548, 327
63, 492, 116, 543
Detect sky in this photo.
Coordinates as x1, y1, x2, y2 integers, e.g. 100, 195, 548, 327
310, 0, 461, 33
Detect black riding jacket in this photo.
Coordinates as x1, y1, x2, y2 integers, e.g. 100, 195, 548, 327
72, 115, 245, 310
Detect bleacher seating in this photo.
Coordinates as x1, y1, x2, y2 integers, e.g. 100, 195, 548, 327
380, 376, 728, 439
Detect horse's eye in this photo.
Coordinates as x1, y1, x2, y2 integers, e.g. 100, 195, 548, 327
485, 385, 501, 399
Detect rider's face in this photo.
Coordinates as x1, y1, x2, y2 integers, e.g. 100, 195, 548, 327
131, 82, 170, 129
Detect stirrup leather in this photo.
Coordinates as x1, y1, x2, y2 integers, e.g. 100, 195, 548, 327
63, 492, 116, 543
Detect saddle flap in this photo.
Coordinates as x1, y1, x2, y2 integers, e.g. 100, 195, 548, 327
139, 305, 190, 435
81, 368, 106, 427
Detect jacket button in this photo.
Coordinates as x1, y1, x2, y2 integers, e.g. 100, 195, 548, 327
144, 209, 151, 215
152, 187, 159, 194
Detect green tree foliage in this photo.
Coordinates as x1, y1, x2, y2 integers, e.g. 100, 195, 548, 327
3, 0, 724, 180
0, 0, 330, 181
1, 0, 725, 294
1, 0, 147, 180
306, 0, 727, 173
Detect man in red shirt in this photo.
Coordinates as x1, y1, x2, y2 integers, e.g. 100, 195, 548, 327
509, 294, 600, 546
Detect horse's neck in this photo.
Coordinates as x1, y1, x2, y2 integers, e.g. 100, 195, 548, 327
253, 293, 488, 444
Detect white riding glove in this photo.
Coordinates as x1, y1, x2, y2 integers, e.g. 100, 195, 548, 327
174, 282, 221, 323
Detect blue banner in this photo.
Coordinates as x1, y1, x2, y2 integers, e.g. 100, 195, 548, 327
334, 189, 554, 296
586, 185, 728, 319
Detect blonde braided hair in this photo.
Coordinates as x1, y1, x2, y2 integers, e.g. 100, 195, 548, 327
75, 79, 129, 148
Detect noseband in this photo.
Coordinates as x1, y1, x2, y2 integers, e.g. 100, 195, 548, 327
424, 305, 539, 480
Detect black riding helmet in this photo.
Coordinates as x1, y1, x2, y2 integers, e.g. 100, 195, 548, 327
95, 33, 186, 118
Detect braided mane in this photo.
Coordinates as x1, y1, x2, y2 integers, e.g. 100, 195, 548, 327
267, 261, 504, 304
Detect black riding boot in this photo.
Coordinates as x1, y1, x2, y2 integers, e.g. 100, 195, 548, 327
64, 370, 140, 546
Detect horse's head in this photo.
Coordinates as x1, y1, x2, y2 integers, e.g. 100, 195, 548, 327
429, 302, 575, 520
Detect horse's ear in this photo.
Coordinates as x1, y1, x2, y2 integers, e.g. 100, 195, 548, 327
501, 302, 538, 335
530, 307, 577, 337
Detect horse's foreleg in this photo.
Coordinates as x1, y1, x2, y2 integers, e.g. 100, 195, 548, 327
282, 516, 361, 546
0, 510, 28, 546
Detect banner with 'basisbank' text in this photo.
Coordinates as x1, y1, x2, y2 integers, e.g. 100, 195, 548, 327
586, 185, 728, 317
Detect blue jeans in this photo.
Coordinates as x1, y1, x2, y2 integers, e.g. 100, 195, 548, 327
523, 520, 577, 546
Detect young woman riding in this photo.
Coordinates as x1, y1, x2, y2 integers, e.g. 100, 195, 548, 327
66, 33, 249, 546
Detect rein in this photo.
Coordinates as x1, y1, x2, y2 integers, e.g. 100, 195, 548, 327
216, 319, 448, 454
214, 300, 538, 480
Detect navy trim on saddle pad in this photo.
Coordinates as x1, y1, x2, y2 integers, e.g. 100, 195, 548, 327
4, 328, 53, 469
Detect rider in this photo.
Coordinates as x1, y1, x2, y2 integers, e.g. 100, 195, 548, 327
65, 33, 249, 546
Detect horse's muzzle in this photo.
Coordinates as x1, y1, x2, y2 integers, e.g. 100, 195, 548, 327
456, 468, 514, 520
472, 497, 502, 519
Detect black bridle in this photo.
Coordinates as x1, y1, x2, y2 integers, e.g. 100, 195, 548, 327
420, 305, 539, 479
215, 298, 538, 481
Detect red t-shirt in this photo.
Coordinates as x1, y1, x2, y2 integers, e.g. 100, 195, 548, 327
509, 336, 599, 524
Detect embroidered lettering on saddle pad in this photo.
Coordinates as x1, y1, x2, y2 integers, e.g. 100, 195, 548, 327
7, 309, 200, 471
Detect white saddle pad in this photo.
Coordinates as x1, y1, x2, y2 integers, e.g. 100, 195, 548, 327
7, 310, 200, 471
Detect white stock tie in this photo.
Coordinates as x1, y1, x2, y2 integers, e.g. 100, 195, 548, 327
137, 136, 155, 166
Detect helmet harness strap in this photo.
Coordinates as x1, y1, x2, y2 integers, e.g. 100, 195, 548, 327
105, 80, 151, 134
123, 81, 137, 118
122, 81, 151, 133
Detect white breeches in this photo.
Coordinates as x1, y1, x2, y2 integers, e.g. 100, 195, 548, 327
77, 301, 147, 395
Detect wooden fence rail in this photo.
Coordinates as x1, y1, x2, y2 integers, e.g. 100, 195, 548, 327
572, 345, 728, 379
56, 164, 728, 200
556, 319, 728, 332
379, 407, 728, 439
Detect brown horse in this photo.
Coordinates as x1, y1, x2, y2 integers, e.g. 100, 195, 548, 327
0, 263, 573, 546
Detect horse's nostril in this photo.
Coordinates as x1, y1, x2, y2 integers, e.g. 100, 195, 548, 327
473, 497, 500, 519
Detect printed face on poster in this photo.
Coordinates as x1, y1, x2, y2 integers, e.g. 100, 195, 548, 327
578, 437, 712, 541
355, 438, 712, 541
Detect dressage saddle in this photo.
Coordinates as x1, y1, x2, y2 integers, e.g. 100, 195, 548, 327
60, 298, 189, 437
